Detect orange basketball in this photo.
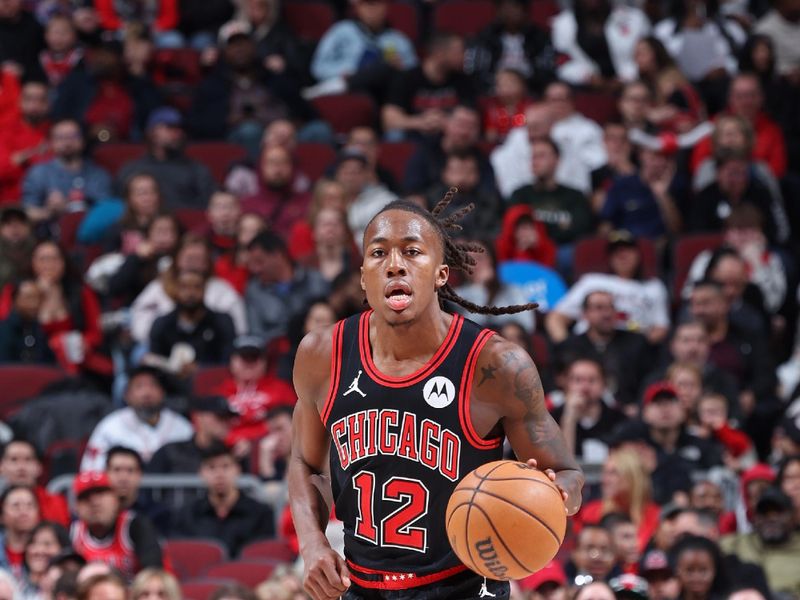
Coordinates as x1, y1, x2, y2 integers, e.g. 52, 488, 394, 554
445, 460, 567, 581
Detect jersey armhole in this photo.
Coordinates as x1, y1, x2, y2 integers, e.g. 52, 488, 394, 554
320, 320, 345, 426
458, 329, 503, 450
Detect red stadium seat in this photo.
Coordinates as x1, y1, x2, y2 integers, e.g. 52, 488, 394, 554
0, 365, 66, 418
530, 332, 551, 373
192, 366, 231, 396
377, 141, 417, 184
175, 208, 208, 233
283, 1, 335, 41
164, 539, 228, 581
530, 0, 559, 30
388, 2, 419, 43
240, 539, 297, 562
573, 236, 658, 280
311, 93, 377, 135
186, 143, 249, 185
58, 211, 86, 251
93, 143, 145, 177
295, 143, 336, 181
152, 48, 202, 87
574, 91, 619, 126
672, 232, 723, 297
180, 580, 231, 600
433, 0, 495, 37
203, 560, 279, 588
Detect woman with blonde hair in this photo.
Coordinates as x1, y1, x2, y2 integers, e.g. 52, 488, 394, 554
573, 449, 660, 553
131, 569, 181, 600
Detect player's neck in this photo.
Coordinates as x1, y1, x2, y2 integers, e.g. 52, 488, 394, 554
370, 309, 452, 363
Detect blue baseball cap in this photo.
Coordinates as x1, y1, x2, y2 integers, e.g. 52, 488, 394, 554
146, 106, 183, 130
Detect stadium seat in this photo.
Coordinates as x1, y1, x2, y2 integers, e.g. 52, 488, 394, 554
175, 208, 208, 233
240, 539, 297, 562
180, 579, 231, 600
295, 143, 336, 181
152, 48, 202, 88
574, 91, 619, 126
93, 143, 145, 177
388, 2, 419, 44
377, 141, 417, 184
283, 1, 335, 41
164, 539, 228, 581
192, 366, 231, 396
530, 0, 559, 30
530, 332, 551, 373
311, 93, 377, 135
672, 232, 723, 297
433, 0, 495, 36
43, 438, 87, 481
0, 365, 66, 419
572, 236, 658, 280
185, 143, 249, 185
203, 560, 279, 587
58, 211, 86, 251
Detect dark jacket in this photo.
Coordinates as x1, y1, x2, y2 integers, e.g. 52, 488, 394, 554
149, 308, 236, 365
116, 152, 216, 210
0, 10, 45, 81
0, 311, 55, 364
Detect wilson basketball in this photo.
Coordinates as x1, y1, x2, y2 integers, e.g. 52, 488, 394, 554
445, 460, 567, 580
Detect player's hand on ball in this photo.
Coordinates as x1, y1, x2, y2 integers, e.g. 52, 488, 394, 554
524, 459, 570, 513
303, 543, 351, 600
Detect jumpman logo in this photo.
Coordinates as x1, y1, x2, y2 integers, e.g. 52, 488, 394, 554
343, 370, 366, 397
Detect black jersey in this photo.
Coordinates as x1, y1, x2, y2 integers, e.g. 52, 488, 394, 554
322, 310, 505, 594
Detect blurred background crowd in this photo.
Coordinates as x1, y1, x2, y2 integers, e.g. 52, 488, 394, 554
0, 0, 800, 598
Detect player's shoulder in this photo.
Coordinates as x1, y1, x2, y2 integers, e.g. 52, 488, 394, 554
293, 321, 343, 393
473, 333, 540, 390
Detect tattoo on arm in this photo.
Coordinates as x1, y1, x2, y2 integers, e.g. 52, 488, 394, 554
478, 365, 497, 387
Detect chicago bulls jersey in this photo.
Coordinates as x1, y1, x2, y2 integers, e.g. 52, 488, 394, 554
322, 310, 504, 593
71, 511, 139, 579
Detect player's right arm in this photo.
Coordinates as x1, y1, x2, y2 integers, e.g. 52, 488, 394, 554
288, 327, 351, 600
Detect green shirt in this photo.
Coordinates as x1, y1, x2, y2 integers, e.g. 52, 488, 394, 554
510, 183, 593, 244
720, 531, 800, 596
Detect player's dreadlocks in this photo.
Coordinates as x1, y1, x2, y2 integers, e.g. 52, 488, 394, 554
371, 188, 538, 316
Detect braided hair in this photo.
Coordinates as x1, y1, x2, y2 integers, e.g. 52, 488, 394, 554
368, 188, 538, 316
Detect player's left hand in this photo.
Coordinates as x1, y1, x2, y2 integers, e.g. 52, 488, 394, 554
524, 458, 569, 513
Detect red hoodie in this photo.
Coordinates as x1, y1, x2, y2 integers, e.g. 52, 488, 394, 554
718, 463, 775, 534
495, 205, 557, 267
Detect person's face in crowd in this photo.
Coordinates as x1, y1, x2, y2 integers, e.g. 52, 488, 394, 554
313, 207, 348, 247
603, 123, 631, 159
0, 441, 42, 486
230, 349, 267, 383
347, 127, 379, 167
443, 107, 480, 152
495, 70, 526, 104
574, 582, 615, 600
237, 214, 266, 248
134, 575, 170, 600
566, 361, 605, 404
14, 281, 43, 321
697, 395, 728, 431
127, 175, 160, 220
583, 292, 616, 337
0, 214, 31, 245
611, 522, 640, 566
572, 529, 616, 581
26, 526, 63, 576
125, 373, 165, 419
208, 193, 241, 237
669, 366, 702, 415
175, 243, 209, 272
724, 225, 764, 253
200, 454, 240, 496
753, 506, 794, 545
245, 0, 274, 27
175, 271, 206, 314
639, 148, 671, 182
670, 323, 709, 366
315, 181, 347, 213
223, 35, 257, 70
673, 511, 717, 540
607, 246, 640, 280
267, 411, 293, 458
531, 141, 559, 181
619, 82, 651, 125
106, 453, 142, 506
715, 118, 749, 152
193, 411, 233, 443
717, 159, 749, 197
729, 76, 763, 121
147, 217, 179, 255
1, 487, 39, 534
246, 246, 289, 283
354, 0, 388, 31
644, 395, 686, 431
543, 83, 573, 122
32, 242, 66, 283
51, 121, 84, 161
689, 287, 728, 330
86, 581, 127, 600
20, 82, 49, 124
260, 146, 293, 188
496, 0, 526, 31
336, 158, 368, 197
525, 105, 552, 142
442, 156, 480, 192
45, 16, 77, 53
781, 459, 800, 516
262, 118, 296, 152
513, 218, 539, 251
150, 122, 185, 154
675, 549, 715, 599
304, 302, 336, 334
690, 481, 724, 518
601, 458, 629, 503
0, 0, 22, 19
77, 489, 120, 530
441, 36, 466, 72
634, 40, 658, 76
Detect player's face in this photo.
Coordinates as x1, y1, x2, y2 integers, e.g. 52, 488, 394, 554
361, 210, 448, 326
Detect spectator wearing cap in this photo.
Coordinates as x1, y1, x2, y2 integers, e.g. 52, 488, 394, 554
172, 441, 274, 557
117, 107, 215, 211
0, 80, 51, 204
516, 559, 567, 600
640, 549, 679, 600
546, 231, 670, 345
70, 471, 164, 580
721, 487, 800, 596
0, 207, 34, 290
188, 20, 323, 158
148, 396, 238, 474
81, 366, 193, 472
719, 463, 776, 536
244, 231, 329, 344
22, 119, 112, 223
216, 335, 296, 446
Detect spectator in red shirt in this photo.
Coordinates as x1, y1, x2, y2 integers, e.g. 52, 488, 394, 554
93, 0, 182, 48
0, 80, 51, 204
39, 15, 83, 88
0, 485, 40, 578
0, 440, 70, 527
217, 335, 296, 447
214, 212, 266, 296
494, 204, 557, 267
483, 68, 534, 144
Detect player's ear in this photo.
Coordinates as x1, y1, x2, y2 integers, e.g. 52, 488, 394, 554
435, 264, 449, 289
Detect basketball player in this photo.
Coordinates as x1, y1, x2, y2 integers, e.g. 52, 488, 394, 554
289, 191, 584, 600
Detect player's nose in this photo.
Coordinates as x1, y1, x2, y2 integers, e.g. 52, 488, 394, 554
385, 248, 407, 276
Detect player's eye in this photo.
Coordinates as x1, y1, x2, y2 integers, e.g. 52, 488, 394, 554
370, 249, 385, 257
405, 248, 421, 256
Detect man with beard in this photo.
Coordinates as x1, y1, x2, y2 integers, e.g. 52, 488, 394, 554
21, 118, 112, 222
721, 487, 800, 596
118, 107, 215, 210
148, 269, 236, 365
81, 366, 193, 471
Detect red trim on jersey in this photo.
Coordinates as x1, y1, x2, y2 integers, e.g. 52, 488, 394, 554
321, 320, 345, 425
459, 329, 503, 450
358, 310, 464, 388
346, 559, 468, 589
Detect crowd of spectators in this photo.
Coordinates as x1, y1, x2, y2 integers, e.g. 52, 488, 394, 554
1, 0, 800, 599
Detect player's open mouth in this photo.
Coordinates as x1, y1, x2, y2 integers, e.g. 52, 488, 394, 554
385, 281, 412, 311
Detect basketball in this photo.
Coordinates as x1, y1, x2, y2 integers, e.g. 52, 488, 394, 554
445, 460, 567, 581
